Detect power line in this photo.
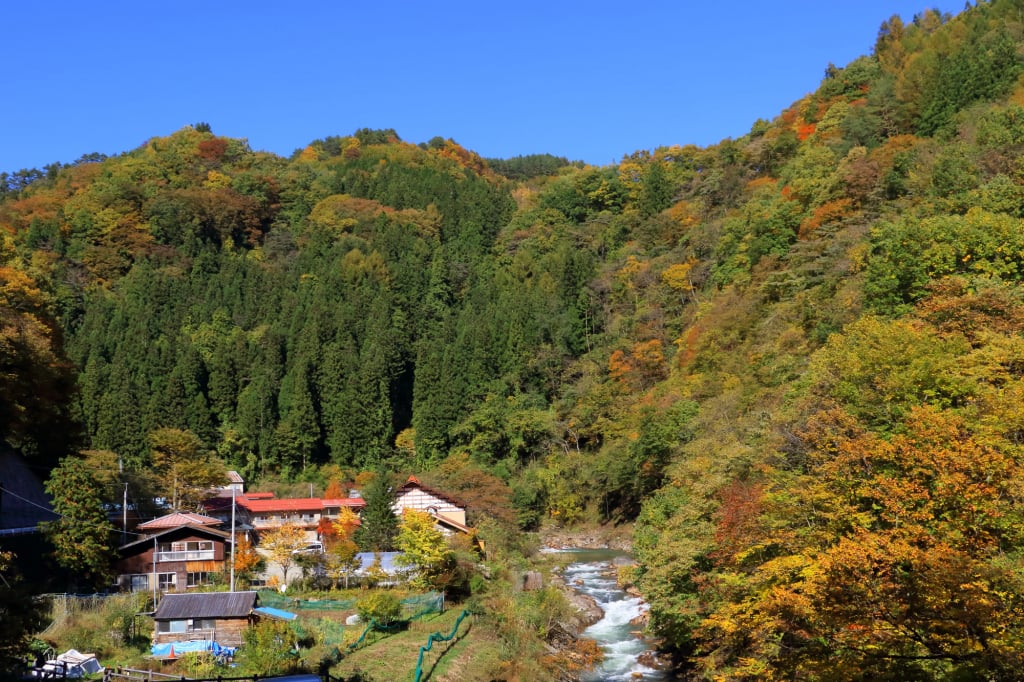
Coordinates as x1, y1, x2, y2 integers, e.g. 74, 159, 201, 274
0, 484, 151, 539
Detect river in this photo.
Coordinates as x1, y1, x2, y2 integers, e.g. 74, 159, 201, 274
559, 549, 668, 681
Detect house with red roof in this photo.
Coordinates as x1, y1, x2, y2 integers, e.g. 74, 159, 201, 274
202, 493, 367, 545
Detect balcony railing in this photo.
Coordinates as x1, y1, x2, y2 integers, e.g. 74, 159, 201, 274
156, 550, 215, 562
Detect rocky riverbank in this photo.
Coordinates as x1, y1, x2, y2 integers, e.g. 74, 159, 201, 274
540, 523, 635, 552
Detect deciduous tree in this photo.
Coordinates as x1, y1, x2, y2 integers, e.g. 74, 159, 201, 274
259, 523, 307, 586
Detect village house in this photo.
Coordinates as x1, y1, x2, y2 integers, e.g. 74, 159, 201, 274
393, 476, 471, 534
113, 512, 232, 592
203, 493, 366, 545
152, 591, 259, 648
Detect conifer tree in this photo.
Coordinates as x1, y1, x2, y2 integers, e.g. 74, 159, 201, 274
43, 457, 116, 589
354, 472, 398, 552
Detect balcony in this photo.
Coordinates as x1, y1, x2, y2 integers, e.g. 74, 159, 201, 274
156, 550, 215, 562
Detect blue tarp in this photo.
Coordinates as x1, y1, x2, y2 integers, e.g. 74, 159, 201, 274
254, 606, 298, 621
150, 640, 236, 658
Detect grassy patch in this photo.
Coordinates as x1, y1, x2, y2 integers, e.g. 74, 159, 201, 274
330, 609, 494, 682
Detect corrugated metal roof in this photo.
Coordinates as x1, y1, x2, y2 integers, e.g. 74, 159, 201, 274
138, 512, 222, 529
154, 591, 257, 620
253, 606, 297, 621
238, 497, 365, 513
118, 524, 231, 551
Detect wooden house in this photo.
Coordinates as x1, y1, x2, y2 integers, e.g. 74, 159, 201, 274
152, 591, 258, 647
393, 476, 471, 534
114, 517, 232, 593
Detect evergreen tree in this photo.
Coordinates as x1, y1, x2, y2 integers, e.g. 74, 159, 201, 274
354, 472, 398, 552
43, 458, 116, 589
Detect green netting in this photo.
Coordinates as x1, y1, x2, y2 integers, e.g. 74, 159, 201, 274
257, 590, 357, 610
413, 610, 471, 682
291, 616, 349, 646
257, 590, 442, 614
403, 592, 444, 619
272, 592, 445, 650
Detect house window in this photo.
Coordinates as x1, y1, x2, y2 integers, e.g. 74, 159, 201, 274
158, 573, 177, 590
158, 619, 188, 634
187, 572, 212, 587
129, 574, 149, 592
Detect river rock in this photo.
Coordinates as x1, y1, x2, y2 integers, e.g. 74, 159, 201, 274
551, 573, 604, 631
630, 610, 650, 626
637, 650, 671, 670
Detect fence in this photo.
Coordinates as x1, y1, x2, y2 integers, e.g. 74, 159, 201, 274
412, 610, 471, 682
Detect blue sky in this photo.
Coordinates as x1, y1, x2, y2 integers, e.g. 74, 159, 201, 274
4, 2, 967, 172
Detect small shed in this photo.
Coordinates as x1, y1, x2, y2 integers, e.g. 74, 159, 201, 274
152, 591, 259, 648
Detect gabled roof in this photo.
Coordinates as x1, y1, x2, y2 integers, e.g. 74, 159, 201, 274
138, 512, 222, 530
395, 475, 464, 509
118, 524, 231, 552
154, 591, 257, 620
432, 513, 472, 535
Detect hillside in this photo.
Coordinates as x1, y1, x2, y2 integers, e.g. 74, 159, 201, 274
3, 2, 1024, 678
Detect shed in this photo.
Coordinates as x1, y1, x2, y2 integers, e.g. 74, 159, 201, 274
152, 591, 258, 647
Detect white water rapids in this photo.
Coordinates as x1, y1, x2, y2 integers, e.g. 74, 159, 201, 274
559, 549, 667, 681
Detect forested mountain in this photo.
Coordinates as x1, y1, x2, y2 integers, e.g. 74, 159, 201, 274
4, 1, 1024, 677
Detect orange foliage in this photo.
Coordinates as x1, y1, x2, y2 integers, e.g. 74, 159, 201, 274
197, 137, 228, 162
324, 479, 347, 499
745, 177, 777, 193
712, 480, 764, 563
796, 122, 817, 141
609, 339, 667, 390
798, 198, 855, 238
675, 325, 702, 369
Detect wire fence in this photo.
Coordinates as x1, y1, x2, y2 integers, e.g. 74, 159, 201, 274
284, 592, 445, 649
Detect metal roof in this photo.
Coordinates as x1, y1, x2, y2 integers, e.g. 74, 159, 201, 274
153, 591, 258, 620
238, 497, 365, 513
138, 512, 222, 529
118, 524, 231, 551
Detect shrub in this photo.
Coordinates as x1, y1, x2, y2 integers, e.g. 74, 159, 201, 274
355, 592, 402, 626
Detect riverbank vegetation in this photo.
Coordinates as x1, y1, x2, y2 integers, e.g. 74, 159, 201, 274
4, 1, 1024, 678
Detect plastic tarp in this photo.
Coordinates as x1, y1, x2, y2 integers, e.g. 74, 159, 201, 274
34, 650, 102, 678
254, 606, 298, 621
150, 640, 236, 659
355, 551, 407, 575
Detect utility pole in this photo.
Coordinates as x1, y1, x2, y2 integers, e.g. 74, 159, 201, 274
122, 482, 128, 545
229, 486, 236, 592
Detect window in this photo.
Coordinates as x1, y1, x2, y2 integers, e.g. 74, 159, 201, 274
158, 619, 187, 634
129, 574, 149, 592
158, 573, 176, 590
187, 572, 212, 587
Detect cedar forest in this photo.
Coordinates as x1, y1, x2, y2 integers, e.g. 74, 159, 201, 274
5, 2, 1024, 678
